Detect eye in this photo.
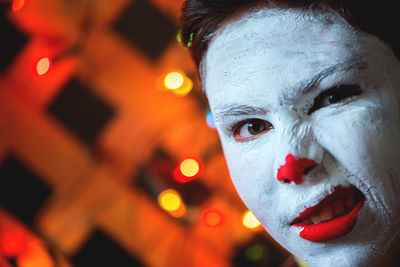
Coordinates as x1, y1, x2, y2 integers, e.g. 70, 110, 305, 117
233, 119, 273, 142
307, 84, 362, 115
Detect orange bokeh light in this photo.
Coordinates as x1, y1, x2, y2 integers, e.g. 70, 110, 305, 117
36, 57, 51, 76
201, 208, 224, 228
12, 0, 25, 12
0, 229, 27, 257
242, 210, 261, 229
164, 72, 184, 90
157, 189, 186, 218
173, 157, 203, 183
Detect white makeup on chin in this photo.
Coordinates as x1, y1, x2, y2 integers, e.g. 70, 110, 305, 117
203, 7, 400, 267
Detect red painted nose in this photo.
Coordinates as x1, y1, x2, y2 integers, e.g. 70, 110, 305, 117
277, 154, 316, 184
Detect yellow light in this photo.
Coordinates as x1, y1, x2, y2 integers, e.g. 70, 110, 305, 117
180, 158, 200, 178
172, 77, 193, 96
164, 72, 184, 90
36, 57, 51, 76
243, 211, 261, 229
158, 189, 182, 212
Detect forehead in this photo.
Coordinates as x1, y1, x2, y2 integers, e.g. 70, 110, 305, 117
203, 8, 362, 104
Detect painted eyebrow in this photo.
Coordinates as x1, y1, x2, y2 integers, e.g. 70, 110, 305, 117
212, 58, 367, 122
294, 58, 367, 97
213, 105, 268, 123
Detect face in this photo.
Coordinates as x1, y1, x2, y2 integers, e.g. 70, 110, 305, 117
203, 8, 400, 267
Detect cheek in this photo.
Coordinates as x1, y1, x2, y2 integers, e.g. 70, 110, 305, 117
315, 93, 400, 195
220, 136, 277, 201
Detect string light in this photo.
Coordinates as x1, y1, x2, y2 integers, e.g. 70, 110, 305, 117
201, 208, 224, 227
244, 244, 265, 262
242, 210, 261, 229
206, 111, 216, 129
173, 157, 203, 183
0, 230, 26, 257
162, 71, 193, 96
158, 189, 182, 211
157, 189, 186, 217
36, 57, 51, 76
164, 72, 184, 90
187, 32, 194, 48
12, 0, 25, 12
172, 77, 193, 96
180, 158, 200, 177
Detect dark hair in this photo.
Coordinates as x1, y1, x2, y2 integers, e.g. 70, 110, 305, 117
179, 0, 400, 69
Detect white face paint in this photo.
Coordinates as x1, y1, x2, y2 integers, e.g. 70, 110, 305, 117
203, 7, 400, 267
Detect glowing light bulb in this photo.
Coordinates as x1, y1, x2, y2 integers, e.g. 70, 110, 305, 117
158, 189, 182, 212
206, 111, 216, 128
180, 158, 200, 177
164, 72, 184, 90
0, 230, 26, 257
243, 210, 261, 229
12, 0, 25, 12
244, 245, 264, 262
36, 57, 51, 76
201, 208, 224, 227
172, 77, 193, 96
173, 157, 203, 183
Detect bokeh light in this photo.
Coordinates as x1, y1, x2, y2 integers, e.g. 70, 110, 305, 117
244, 244, 265, 262
173, 157, 203, 183
171, 77, 193, 96
36, 57, 51, 76
206, 111, 216, 129
243, 210, 261, 229
164, 72, 184, 90
162, 71, 193, 96
158, 189, 182, 212
201, 208, 224, 227
12, 0, 25, 12
0, 230, 26, 257
180, 158, 200, 177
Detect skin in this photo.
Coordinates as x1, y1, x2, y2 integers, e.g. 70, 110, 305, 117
202, 7, 400, 267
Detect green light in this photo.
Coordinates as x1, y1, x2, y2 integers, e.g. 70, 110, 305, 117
176, 30, 182, 44
187, 32, 194, 48
244, 244, 264, 262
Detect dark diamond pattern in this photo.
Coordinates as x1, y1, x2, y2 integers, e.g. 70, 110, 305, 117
114, 0, 177, 61
47, 79, 115, 147
72, 230, 146, 267
0, 156, 52, 224
0, 6, 28, 72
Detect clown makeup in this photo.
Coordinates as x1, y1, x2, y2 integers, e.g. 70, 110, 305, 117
203, 7, 400, 267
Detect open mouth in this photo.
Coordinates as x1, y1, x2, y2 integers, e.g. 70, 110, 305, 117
290, 185, 365, 242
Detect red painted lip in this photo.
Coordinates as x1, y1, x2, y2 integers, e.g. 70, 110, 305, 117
291, 186, 365, 242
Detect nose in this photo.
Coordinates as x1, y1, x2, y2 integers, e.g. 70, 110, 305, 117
277, 154, 317, 184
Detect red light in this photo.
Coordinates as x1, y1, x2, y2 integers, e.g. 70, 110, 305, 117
12, 0, 25, 12
201, 208, 224, 228
173, 157, 203, 183
36, 57, 51, 76
0, 229, 27, 257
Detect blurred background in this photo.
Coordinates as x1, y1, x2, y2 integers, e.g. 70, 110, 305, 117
0, 0, 297, 266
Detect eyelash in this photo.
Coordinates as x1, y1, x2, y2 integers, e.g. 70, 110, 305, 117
228, 84, 362, 143
231, 119, 274, 143
307, 84, 362, 115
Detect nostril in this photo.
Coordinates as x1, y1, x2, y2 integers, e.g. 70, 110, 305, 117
303, 164, 317, 175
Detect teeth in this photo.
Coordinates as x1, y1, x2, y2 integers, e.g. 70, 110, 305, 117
296, 194, 359, 225
310, 214, 321, 224
333, 200, 345, 216
319, 205, 333, 222
345, 196, 355, 209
